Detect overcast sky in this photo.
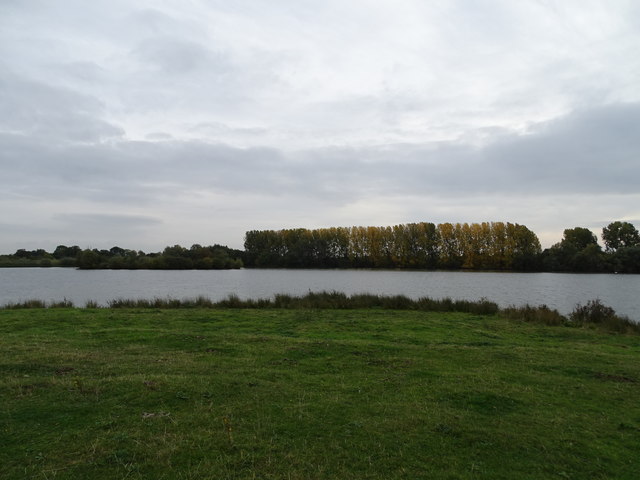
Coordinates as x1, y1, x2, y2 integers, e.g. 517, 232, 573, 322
1, 0, 639, 252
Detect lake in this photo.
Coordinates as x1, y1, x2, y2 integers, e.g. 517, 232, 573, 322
1, 268, 638, 321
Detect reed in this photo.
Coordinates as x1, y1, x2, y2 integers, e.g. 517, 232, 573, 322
1, 292, 636, 334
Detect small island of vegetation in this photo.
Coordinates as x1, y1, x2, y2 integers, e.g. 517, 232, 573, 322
0, 244, 244, 270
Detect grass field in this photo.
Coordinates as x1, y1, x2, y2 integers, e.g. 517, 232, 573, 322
1, 307, 639, 479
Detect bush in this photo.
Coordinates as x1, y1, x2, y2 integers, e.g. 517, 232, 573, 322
570, 299, 616, 324
570, 299, 639, 334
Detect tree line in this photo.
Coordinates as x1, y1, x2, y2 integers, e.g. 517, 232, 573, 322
0, 244, 244, 270
244, 222, 542, 270
244, 221, 640, 272
541, 221, 640, 273
2, 221, 638, 272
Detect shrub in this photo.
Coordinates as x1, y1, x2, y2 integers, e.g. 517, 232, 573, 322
570, 299, 616, 324
570, 299, 639, 334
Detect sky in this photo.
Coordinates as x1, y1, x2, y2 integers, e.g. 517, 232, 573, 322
1, 0, 639, 252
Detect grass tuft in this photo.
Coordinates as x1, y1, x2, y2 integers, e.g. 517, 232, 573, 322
3, 299, 47, 309
501, 304, 567, 326
49, 298, 74, 308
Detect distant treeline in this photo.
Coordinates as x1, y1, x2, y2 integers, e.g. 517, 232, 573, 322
245, 221, 640, 273
0, 244, 243, 270
540, 222, 640, 273
245, 222, 542, 270
2, 221, 639, 272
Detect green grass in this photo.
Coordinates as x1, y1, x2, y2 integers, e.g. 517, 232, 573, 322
5, 292, 637, 334
1, 308, 639, 479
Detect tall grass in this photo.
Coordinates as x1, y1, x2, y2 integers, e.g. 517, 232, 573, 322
1, 292, 636, 334
2, 298, 72, 309
501, 304, 567, 326
2, 299, 48, 309
1, 291, 499, 314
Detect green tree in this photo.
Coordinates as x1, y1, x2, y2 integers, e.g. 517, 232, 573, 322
109, 246, 126, 257
542, 227, 603, 272
573, 243, 605, 272
609, 246, 640, 273
562, 227, 598, 251
602, 221, 640, 252
53, 245, 81, 260
76, 249, 102, 269
510, 224, 542, 271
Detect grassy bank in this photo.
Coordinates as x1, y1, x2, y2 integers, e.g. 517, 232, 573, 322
1, 307, 639, 479
4, 291, 638, 334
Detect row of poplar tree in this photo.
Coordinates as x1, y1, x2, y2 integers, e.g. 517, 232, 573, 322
244, 222, 542, 270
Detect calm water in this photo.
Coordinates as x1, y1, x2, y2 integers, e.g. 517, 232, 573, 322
0, 268, 638, 321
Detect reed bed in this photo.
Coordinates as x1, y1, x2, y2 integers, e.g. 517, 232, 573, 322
1, 291, 636, 333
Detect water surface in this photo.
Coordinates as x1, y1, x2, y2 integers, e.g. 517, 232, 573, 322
1, 268, 638, 321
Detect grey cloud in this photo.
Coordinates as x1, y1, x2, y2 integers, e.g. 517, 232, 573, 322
1, 133, 294, 206
308, 103, 640, 198
131, 8, 195, 35
42, 213, 164, 252
0, 213, 160, 253
3, 103, 639, 211
0, 222, 57, 236
2, 0, 639, 254
186, 100, 621, 194
294, 103, 640, 199
56, 61, 106, 84
132, 37, 226, 74
54, 213, 162, 228
127, 6, 219, 44
119, 47, 267, 116
0, 71, 124, 142
146, 132, 174, 140
485, 103, 640, 194
189, 122, 269, 137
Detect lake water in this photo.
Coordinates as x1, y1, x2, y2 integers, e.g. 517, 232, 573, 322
0, 268, 638, 321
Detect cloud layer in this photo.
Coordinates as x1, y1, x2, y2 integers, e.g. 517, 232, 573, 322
1, 1, 639, 251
